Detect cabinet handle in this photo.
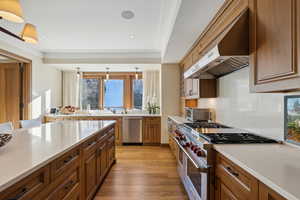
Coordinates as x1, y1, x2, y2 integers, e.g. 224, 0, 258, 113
63, 155, 74, 164
64, 180, 75, 190
226, 166, 239, 177
8, 187, 27, 200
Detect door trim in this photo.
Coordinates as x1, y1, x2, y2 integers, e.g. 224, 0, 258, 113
0, 49, 32, 120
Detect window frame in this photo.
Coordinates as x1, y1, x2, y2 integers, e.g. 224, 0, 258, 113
82, 72, 142, 109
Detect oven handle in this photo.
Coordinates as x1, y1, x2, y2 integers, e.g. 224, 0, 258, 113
172, 136, 210, 172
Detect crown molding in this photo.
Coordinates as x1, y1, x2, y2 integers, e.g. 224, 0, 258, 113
43, 51, 162, 64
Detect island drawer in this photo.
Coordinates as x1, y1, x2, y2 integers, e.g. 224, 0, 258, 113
50, 147, 80, 181
216, 153, 258, 199
82, 136, 98, 157
45, 167, 80, 200
0, 166, 50, 200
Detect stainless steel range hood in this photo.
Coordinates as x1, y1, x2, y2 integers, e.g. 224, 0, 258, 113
184, 10, 249, 79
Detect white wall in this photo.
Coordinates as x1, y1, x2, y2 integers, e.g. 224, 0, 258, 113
198, 67, 300, 141
0, 40, 62, 118
161, 63, 181, 143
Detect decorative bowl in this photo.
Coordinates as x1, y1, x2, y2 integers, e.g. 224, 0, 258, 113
0, 134, 12, 148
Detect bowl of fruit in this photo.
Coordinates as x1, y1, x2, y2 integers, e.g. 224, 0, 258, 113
60, 106, 78, 115
0, 134, 12, 148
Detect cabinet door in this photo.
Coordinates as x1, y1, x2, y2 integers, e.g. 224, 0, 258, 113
184, 79, 193, 97
192, 79, 199, 97
250, 0, 300, 92
259, 183, 286, 200
220, 182, 238, 200
96, 141, 106, 184
143, 118, 161, 145
84, 152, 98, 200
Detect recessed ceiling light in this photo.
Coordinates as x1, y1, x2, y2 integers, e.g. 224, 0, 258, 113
129, 34, 135, 39
121, 10, 135, 20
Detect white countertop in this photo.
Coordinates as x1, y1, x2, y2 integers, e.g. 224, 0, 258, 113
46, 113, 161, 118
214, 143, 300, 200
0, 120, 115, 192
168, 115, 188, 124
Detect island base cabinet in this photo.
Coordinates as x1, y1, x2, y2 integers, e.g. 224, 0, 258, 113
259, 183, 287, 200
0, 166, 50, 200
84, 152, 98, 200
0, 124, 116, 200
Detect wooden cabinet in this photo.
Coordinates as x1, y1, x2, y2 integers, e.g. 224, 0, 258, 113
143, 117, 161, 145
0, 166, 50, 200
96, 140, 107, 185
82, 137, 99, 200
259, 183, 287, 200
184, 78, 217, 99
215, 153, 258, 200
217, 178, 238, 200
0, 124, 116, 200
249, 0, 300, 92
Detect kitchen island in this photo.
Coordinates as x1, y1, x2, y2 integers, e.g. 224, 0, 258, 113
45, 113, 162, 145
0, 120, 116, 200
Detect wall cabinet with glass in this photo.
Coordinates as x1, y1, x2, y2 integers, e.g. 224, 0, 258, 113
184, 78, 217, 99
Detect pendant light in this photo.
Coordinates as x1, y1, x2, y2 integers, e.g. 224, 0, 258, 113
106, 67, 110, 80
21, 23, 38, 44
0, 0, 24, 23
135, 67, 139, 80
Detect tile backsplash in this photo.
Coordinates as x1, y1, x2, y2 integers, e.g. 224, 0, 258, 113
198, 67, 300, 141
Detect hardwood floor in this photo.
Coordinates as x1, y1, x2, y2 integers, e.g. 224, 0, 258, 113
94, 146, 188, 200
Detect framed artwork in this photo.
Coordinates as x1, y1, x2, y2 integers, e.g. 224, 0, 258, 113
284, 95, 300, 145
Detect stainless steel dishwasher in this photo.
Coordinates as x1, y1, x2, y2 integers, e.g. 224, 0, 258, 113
122, 117, 143, 144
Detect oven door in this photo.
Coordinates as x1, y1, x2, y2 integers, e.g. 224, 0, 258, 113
173, 137, 210, 200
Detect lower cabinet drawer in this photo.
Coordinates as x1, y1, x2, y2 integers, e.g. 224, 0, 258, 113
0, 166, 50, 200
50, 147, 80, 180
216, 154, 258, 200
34, 167, 80, 200
46, 168, 80, 200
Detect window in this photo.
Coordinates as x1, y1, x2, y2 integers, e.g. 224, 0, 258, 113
133, 79, 143, 109
81, 79, 100, 109
80, 72, 143, 110
104, 80, 124, 108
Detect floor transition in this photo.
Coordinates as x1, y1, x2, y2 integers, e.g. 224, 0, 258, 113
94, 146, 188, 200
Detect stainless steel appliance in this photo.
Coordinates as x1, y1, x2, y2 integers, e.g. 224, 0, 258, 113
184, 10, 249, 79
122, 117, 143, 144
170, 121, 278, 200
185, 108, 211, 122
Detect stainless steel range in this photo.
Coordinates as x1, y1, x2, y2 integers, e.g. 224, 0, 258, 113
169, 120, 277, 200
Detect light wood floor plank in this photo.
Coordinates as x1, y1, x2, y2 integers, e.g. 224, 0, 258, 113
94, 146, 188, 200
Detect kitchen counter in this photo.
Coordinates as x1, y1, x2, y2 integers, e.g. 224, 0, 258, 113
168, 115, 188, 124
45, 113, 161, 118
0, 120, 115, 192
214, 143, 300, 200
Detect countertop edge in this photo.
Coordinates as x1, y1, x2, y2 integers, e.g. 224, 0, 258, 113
0, 121, 116, 192
213, 145, 298, 200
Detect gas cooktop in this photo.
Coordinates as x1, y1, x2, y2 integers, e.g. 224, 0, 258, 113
183, 122, 278, 144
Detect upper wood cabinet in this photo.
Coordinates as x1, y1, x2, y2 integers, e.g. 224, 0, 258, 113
184, 79, 217, 99
249, 0, 300, 92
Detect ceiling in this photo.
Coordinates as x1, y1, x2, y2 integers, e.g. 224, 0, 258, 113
0, 0, 225, 69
